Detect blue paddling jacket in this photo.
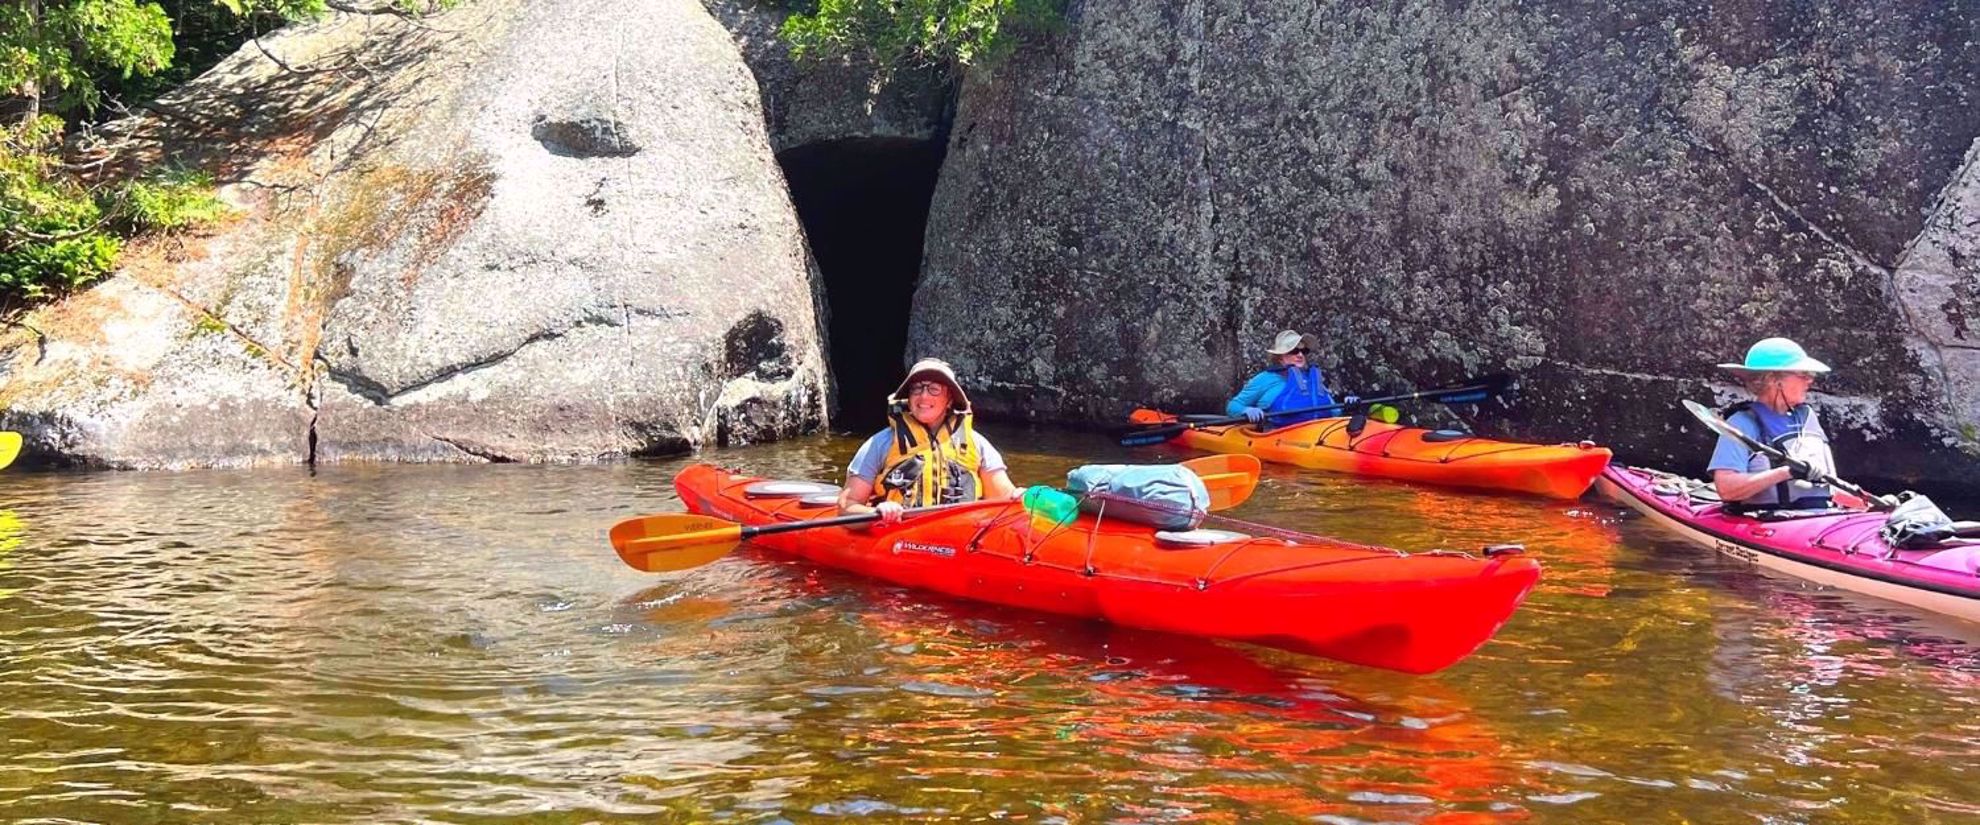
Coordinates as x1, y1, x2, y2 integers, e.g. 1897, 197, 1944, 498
1226, 366, 1335, 427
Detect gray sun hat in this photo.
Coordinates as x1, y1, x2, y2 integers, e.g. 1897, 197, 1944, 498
890, 358, 972, 412
1265, 330, 1305, 356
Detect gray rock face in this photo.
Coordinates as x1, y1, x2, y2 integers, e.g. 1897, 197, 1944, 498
918, 0, 1980, 488
699, 0, 953, 151
0, 0, 827, 468
1894, 139, 1980, 460
0, 278, 311, 469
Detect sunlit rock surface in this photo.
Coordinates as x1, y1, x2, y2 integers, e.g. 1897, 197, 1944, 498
0, 0, 826, 468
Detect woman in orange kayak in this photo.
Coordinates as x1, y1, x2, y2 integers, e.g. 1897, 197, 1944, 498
1226, 330, 1353, 428
1707, 337, 1836, 509
837, 358, 1020, 523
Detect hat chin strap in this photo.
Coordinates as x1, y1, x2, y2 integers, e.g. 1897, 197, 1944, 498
1756, 376, 1797, 413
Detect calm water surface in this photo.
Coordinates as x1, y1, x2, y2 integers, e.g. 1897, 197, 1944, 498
2, 425, 1976, 823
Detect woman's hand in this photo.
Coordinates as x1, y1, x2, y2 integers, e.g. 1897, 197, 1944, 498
875, 501, 906, 523
1787, 460, 1831, 486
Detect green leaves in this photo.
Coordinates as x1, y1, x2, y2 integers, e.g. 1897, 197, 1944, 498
0, 0, 175, 113
778, 0, 1063, 71
0, 116, 118, 304
113, 168, 232, 232
0, 121, 231, 306
0, 0, 453, 309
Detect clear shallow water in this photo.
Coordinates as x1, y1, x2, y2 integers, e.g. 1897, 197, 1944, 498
1, 425, 1976, 823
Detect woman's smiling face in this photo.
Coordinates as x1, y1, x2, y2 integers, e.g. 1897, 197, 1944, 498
906, 380, 951, 425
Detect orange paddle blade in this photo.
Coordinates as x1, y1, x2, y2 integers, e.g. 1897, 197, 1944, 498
609, 512, 746, 573
1181, 454, 1262, 511
0, 431, 19, 471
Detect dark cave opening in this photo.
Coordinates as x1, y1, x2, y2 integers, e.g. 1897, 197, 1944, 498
777, 137, 946, 433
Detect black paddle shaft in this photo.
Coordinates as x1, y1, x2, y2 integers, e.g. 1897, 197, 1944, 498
741, 499, 988, 538
1680, 400, 1896, 510
742, 512, 880, 538
1119, 374, 1512, 447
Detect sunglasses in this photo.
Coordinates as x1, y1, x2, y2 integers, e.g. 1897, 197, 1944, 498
1284, 348, 1310, 356
907, 381, 949, 396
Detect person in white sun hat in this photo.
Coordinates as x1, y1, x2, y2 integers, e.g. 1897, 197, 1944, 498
1707, 337, 1836, 510
838, 358, 1020, 523
1225, 330, 1354, 429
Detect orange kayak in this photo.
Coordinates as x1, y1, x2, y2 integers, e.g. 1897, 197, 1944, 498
676, 463, 1541, 674
1128, 409, 1611, 499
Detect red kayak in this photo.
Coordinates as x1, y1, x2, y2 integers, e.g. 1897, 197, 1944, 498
675, 463, 1541, 673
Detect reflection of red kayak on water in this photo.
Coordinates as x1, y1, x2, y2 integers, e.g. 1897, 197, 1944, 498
1596, 465, 1980, 624
674, 463, 1540, 674
832, 593, 1525, 822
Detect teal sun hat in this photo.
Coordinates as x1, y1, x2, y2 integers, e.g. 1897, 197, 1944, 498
1718, 337, 1831, 373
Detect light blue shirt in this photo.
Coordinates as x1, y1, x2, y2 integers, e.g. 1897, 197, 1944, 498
848, 429, 1007, 483
1706, 404, 1832, 506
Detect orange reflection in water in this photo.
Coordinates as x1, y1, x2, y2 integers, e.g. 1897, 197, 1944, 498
842, 584, 1536, 823
1240, 466, 1625, 603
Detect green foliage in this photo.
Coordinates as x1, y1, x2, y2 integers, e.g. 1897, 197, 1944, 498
0, 0, 454, 309
113, 168, 231, 231
2, 122, 233, 305
100, 0, 273, 106
779, 0, 1063, 70
0, 0, 176, 113
216, 0, 457, 19
0, 116, 121, 303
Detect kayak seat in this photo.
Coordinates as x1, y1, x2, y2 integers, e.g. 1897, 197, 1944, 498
744, 480, 841, 499
1421, 429, 1471, 443
1154, 528, 1251, 548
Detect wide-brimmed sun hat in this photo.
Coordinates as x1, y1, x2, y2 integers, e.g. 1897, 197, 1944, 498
1265, 330, 1306, 356
1717, 337, 1831, 374
891, 358, 972, 411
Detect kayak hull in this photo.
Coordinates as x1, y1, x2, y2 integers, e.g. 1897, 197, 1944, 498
1596, 465, 1980, 623
1128, 410, 1610, 499
675, 463, 1541, 673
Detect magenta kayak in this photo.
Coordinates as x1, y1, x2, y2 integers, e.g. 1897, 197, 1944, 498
1596, 465, 1980, 623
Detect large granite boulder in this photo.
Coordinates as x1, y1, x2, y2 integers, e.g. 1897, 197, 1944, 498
917, 0, 1980, 488
0, 0, 827, 468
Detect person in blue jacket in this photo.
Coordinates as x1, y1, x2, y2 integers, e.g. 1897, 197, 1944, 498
1226, 330, 1351, 429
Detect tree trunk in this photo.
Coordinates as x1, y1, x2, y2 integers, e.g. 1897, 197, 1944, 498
22, 0, 42, 122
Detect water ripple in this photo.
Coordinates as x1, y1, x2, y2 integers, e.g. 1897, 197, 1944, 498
0, 436, 1974, 822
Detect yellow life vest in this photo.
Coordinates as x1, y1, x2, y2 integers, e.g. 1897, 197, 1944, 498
875, 407, 985, 507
